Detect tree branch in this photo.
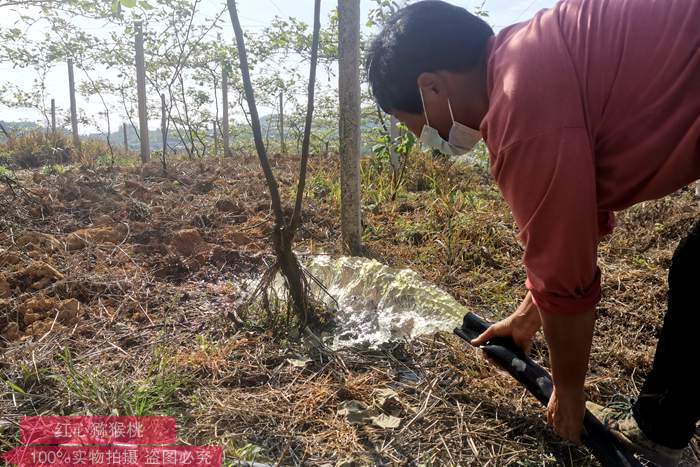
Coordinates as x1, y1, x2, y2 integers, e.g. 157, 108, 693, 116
289, 0, 321, 234
227, 0, 284, 227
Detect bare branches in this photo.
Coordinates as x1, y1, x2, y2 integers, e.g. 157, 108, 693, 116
0, 172, 39, 204
0, 0, 53, 7
227, 0, 284, 227
289, 0, 321, 235
0, 122, 11, 140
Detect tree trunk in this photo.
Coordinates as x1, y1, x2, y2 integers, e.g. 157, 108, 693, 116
338, 0, 363, 255
67, 59, 81, 152
135, 21, 150, 163
221, 61, 232, 158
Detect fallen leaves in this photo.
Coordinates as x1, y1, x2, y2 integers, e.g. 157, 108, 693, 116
337, 388, 404, 430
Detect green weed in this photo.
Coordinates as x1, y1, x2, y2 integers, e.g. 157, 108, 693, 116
53, 347, 188, 416
222, 442, 272, 465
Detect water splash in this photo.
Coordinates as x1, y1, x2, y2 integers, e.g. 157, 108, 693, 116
295, 256, 468, 348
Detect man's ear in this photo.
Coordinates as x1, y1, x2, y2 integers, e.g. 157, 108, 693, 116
417, 72, 447, 98
416, 72, 451, 137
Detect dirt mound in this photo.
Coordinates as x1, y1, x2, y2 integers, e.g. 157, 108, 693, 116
209, 245, 242, 267
16, 231, 64, 253
0, 251, 22, 267
170, 228, 205, 257
122, 179, 152, 202
193, 179, 215, 194
1, 296, 81, 340
139, 161, 165, 179
66, 224, 128, 250
7, 261, 64, 291
215, 198, 246, 215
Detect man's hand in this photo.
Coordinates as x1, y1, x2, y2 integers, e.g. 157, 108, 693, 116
547, 385, 586, 444
471, 291, 541, 353
472, 293, 595, 445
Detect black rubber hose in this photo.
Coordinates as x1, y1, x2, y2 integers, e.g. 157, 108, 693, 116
454, 312, 642, 467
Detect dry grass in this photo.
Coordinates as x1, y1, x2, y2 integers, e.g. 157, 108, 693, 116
0, 130, 117, 169
0, 153, 698, 465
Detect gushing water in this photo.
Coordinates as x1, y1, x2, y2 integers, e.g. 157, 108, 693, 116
290, 256, 468, 348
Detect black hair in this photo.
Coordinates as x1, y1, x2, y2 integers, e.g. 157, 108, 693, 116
366, 1, 494, 114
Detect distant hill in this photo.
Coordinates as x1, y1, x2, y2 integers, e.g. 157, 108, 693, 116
1, 114, 358, 153
1, 120, 182, 150
86, 125, 181, 151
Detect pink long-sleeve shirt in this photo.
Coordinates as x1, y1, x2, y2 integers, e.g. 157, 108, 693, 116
481, 0, 700, 314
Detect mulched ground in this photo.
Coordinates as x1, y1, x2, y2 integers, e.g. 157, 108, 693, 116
0, 155, 698, 465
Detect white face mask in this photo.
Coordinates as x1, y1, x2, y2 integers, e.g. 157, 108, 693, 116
418, 88, 482, 156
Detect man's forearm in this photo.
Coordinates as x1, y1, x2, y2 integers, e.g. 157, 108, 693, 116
539, 307, 596, 391
521, 291, 542, 325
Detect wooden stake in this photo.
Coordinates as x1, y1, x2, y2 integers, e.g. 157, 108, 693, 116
160, 93, 167, 160
338, 0, 363, 255
389, 116, 401, 177
213, 120, 218, 157
50, 98, 56, 135
67, 59, 81, 151
135, 21, 150, 163
279, 91, 286, 154
123, 122, 128, 154
221, 61, 232, 158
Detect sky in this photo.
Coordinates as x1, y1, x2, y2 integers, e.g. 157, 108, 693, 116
0, 0, 557, 132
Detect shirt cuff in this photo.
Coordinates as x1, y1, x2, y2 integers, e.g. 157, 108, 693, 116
526, 268, 601, 314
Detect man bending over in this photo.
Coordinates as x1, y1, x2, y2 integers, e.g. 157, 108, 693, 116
366, 1, 699, 465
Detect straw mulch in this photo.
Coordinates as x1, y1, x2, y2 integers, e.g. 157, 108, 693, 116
1, 155, 697, 465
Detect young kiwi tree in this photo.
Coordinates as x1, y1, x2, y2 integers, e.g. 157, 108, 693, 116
226, 0, 325, 331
